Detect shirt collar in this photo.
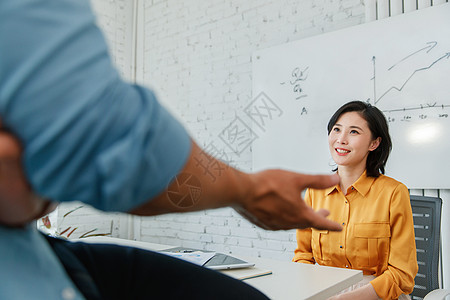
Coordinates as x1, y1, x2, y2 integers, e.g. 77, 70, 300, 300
352, 171, 377, 196
324, 170, 378, 196
325, 181, 339, 195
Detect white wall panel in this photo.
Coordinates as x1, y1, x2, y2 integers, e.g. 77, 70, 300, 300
390, 1, 404, 16
365, 0, 377, 22
377, 0, 390, 18
404, 0, 417, 12
418, 0, 433, 9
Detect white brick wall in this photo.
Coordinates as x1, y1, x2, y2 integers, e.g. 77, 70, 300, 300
135, 0, 365, 261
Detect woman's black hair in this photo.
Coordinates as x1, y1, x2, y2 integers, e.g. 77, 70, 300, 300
327, 101, 392, 177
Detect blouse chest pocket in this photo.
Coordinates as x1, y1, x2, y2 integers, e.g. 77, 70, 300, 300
311, 229, 331, 263
353, 223, 391, 267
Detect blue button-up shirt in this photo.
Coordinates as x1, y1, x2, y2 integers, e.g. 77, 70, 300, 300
0, 1, 191, 298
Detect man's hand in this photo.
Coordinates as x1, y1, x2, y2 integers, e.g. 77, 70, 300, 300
132, 141, 342, 232
235, 170, 341, 231
0, 131, 56, 227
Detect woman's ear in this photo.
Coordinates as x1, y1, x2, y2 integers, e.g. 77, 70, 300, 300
369, 137, 381, 151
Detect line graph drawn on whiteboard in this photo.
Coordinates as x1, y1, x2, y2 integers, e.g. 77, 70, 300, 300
252, 3, 450, 189
369, 40, 450, 124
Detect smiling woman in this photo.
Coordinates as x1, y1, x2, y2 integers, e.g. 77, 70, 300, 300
326, 101, 392, 180
328, 111, 381, 181
293, 101, 418, 300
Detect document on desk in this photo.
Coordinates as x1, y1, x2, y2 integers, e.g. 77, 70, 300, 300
162, 251, 216, 266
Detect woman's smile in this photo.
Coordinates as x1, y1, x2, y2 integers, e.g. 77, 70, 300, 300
335, 147, 350, 155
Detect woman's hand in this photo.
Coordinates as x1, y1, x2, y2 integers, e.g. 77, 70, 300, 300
327, 284, 380, 300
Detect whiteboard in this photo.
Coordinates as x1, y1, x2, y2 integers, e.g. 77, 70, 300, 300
252, 4, 450, 189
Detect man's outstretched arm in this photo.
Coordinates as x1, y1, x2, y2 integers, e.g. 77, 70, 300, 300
130, 140, 341, 231
0, 132, 340, 231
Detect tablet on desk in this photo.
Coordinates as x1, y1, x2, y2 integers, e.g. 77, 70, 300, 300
161, 247, 255, 270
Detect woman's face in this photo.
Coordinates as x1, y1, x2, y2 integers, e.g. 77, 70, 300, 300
328, 111, 380, 170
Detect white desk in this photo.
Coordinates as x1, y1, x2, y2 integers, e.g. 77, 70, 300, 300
229, 256, 362, 300
79, 237, 362, 300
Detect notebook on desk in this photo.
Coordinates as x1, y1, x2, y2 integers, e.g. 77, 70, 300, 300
220, 267, 273, 280
161, 246, 255, 270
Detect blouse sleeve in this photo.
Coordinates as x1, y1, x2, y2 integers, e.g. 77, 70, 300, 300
370, 183, 418, 299
292, 188, 315, 264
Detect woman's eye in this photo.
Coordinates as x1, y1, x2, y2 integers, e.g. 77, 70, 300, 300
350, 130, 359, 134
333, 127, 340, 132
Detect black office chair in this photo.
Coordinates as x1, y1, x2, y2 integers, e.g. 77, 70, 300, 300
409, 195, 442, 299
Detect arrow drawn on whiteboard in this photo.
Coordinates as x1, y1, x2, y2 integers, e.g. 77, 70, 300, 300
375, 52, 450, 105
388, 41, 437, 71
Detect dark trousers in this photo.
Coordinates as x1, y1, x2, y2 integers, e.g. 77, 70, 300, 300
44, 235, 270, 300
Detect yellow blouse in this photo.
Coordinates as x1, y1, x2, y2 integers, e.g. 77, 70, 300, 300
293, 172, 418, 299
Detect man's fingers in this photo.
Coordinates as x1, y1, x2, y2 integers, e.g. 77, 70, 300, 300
315, 208, 331, 218
295, 175, 341, 231
234, 206, 271, 230
307, 208, 342, 231
297, 173, 339, 190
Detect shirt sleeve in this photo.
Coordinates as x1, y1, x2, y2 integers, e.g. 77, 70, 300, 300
370, 183, 418, 299
293, 188, 315, 264
0, 0, 191, 212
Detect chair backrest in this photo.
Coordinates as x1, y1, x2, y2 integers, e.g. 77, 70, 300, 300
410, 195, 442, 299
